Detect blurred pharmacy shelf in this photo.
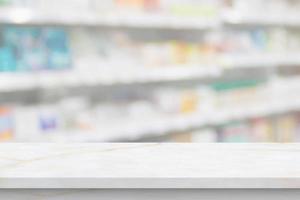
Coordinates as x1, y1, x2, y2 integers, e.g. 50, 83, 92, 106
223, 12, 300, 27
2, 0, 300, 143
221, 53, 300, 68
0, 8, 220, 29
11, 75, 300, 142
3, 8, 300, 29
0, 66, 221, 91
24, 93, 300, 143
2, 53, 300, 92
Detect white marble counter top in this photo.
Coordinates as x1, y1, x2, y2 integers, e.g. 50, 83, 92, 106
0, 143, 299, 188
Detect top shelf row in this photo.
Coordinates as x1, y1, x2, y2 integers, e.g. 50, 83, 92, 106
2, 0, 300, 29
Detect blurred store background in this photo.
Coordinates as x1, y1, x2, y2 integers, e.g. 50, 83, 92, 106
0, 0, 300, 143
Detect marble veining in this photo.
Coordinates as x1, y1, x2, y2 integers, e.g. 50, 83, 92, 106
0, 143, 299, 188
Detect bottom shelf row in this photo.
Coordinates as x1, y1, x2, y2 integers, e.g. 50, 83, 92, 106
1, 106, 300, 143
167, 114, 300, 143
1, 77, 300, 142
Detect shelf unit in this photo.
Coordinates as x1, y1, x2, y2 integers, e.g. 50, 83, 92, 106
2, 53, 300, 92
0, 66, 222, 92
2, 8, 300, 28
0, 7, 220, 29
16, 93, 300, 142
1, 1, 300, 142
